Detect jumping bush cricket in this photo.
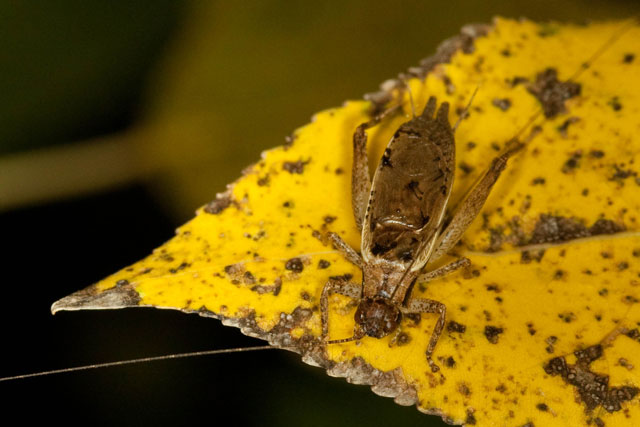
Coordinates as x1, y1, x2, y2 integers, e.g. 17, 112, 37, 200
320, 92, 524, 372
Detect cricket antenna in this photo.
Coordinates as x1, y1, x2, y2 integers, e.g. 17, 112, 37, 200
453, 85, 480, 133
0, 345, 276, 382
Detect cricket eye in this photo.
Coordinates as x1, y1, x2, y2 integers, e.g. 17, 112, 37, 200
354, 298, 400, 339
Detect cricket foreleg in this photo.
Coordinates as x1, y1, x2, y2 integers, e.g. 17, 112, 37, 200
419, 257, 470, 281
402, 298, 446, 373
320, 277, 361, 340
351, 105, 401, 231
429, 144, 524, 263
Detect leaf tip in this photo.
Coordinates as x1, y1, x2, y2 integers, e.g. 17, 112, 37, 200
51, 283, 141, 314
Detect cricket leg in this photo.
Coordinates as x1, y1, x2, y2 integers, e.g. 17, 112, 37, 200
429, 143, 524, 263
352, 105, 401, 231
320, 277, 361, 340
401, 297, 446, 373
327, 232, 364, 269
419, 257, 470, 281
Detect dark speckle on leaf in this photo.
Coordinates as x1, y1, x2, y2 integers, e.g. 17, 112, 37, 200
459, 162, 474, 175
285, 257, 304, 272
317, 259, 331, 269
531, 177, 546, 185
283, 159, 310, 174
447, 321, 466, 333
623, 53, 635, 63
562, 151, 582, 174
557, 116, 580, 137
484, 325, 503, 344
608, 97, 622, 111
492, 98, 511, 111
445, 356, 456, 368
204, 193, 232, 214
527, 68, 581, 118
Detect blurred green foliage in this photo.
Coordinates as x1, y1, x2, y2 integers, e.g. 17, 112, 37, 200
0, 1, 185, 155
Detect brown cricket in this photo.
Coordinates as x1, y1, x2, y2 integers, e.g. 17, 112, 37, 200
320, 94, 523, 372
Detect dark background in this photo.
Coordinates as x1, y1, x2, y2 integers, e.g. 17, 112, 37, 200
2, 2, 638, 426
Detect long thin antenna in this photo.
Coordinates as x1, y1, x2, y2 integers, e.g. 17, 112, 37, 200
0, 345, 276, 382
453, 85, 480, 132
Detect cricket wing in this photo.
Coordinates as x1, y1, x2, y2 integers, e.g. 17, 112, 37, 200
362, 102, 455, 269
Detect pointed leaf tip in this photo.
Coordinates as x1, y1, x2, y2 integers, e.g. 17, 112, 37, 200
51, 284, 141, 314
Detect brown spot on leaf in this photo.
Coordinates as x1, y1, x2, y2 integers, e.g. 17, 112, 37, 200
557, 116, 580, 137
204, 193, 232, 214
445, 356, 456, 368
492, 98, 511, 111
457, 382, 471, 396
459, 162, 474, 175
623, 53, 635, 63
243, 271, 256, 285
323, 215, 337, 224
169, 262, 189, 274
509, 76, 529, 87
283, 159, 310, 174
285, 257, 304, 273
544, 344, 640, 413
484, 325, 503, 344
529, 214, 589, 244
608, 96, 622, 111
527, 68, 581, 118
317, 259, 331, 269
396, 332, 411, 346
590, 218, 625, 235
562, 151, 582, 174
251, 277, 282, 296
465, 409, 477, 425
531, 177, 546, 185
520, 249, 545, 264
447, 321, 466, 333
558, 312, 576, 323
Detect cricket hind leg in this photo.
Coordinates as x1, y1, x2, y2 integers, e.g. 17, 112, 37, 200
320, 276, 361, 340
429, 142, 524, 263
401, 297, 446, 372
351, 105, 401, 231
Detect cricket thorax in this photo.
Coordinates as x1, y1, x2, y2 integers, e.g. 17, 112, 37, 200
355, 297, 401, 338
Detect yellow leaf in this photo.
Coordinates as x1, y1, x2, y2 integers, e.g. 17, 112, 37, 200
53, 18, 640, 426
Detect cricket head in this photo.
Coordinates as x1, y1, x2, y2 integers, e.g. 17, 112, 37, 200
354, 297, 401, 339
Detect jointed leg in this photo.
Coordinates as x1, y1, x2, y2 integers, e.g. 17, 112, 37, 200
429, 143, 524, 263
401, 297, 446, 373
419, 257, 470, 282
351, 105, 401, 230
327, 232, 364, 269
321, 277, 361, 340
